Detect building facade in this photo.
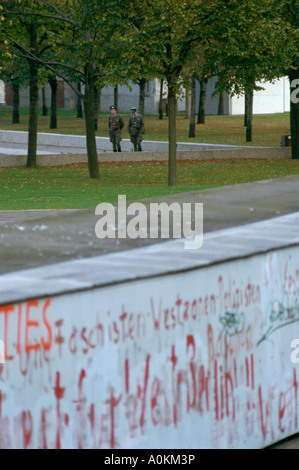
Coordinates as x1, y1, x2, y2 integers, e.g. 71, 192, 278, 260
0, 76, 291, 115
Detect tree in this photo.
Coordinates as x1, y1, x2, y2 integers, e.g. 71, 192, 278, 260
204, 0, 298, 157
120, 0, 277, 185
182, 45, 208, 134
158, 78, 164, 119
41, 84, 47, 116
94, 83, 101, 131
188, 76, 196, 137
0, 0, 61, 167
284, 1, 299, 159
0, 0, 127, 177
197, 77, 208, 124
0, 56, 29, 124
218, 90, 225, 115
48, 74, 58, 129
119, 0, 222, 186
11, 79, 20, 123
138, 78, 147, 116
76, 81, 83, 118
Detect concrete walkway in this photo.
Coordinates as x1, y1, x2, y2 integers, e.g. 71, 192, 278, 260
0, 174, 298, 275
0, 129, 265, 154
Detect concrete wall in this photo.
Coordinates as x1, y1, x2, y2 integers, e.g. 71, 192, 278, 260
0, 147, 292, 168
0, 213, 298, 449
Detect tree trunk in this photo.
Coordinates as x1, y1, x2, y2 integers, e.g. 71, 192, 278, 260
12, 81, 20, 124
168, 86, 177, 186
49, 75, 58, 129
197, 77, 207, 124
84, 63, 100, 178
218, 90, 225, 115
189, 76, 196, 138
138, 78, 146, 116
244, 93, 248, 127
185, 86, 191, 119
94, 84, 101, 131
77, 81, 83, 118
42, 85, 48, 116
159, 79, 163, 120
27, 59, 39, 168
114, 85, 118, 110
245, 90, 253, 142
289, 67, 299, 159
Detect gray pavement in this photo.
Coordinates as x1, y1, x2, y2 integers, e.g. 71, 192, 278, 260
0, 140, 249, 155
0, 129, 259, 155
0, 141, 82, 155
0, 174, 298, 275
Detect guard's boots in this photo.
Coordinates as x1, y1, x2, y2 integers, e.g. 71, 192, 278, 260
118, 145, 121, 152
134, 147, 138, 152
138, 144, 142, 151
113, 146, 117, 152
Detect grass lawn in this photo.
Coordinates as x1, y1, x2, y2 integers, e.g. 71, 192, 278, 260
0, 106, 291, 147
0, 159, 298, 210
0, 107, 297, 211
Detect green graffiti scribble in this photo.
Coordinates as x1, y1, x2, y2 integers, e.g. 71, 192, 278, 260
219, 310, 245, 338
257, 292, 299, 346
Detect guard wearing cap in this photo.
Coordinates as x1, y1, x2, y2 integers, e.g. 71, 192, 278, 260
108, 105, 124, 152
127, 107, 145, 151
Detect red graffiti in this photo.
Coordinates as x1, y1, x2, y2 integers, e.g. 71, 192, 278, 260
0, 299, 53, 361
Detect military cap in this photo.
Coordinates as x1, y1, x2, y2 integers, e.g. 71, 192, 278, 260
110, 105, 116, 110
130, 107, 137, 112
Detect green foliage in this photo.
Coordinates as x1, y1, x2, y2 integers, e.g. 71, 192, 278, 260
205, 0, 299, 95
1, 0, 298, 171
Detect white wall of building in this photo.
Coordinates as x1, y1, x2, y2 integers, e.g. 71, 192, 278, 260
229, 77, 290, 115
202, 76, 290, 116
0, 80, 5, 104
200, 76, 230, 115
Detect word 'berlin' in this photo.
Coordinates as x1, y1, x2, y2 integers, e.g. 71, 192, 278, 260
95, 195, 203, 250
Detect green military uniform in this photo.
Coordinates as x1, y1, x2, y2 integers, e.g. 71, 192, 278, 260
108, 106, 124, 152
127, 107, 145, 151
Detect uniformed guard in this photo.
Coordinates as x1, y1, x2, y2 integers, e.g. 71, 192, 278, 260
108, 105, 124, 152
127, 107, 145, 151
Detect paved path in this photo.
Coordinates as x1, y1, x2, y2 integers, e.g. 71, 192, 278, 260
0, 175, 298, 275
0, 130, 267, 155
0, 141, 249, 155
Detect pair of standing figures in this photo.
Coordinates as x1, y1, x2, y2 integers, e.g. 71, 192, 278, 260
108, 106, 145, 152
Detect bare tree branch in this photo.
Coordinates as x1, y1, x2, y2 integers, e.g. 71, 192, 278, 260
39, 0, 73, 22
45, 61, 84, 76
2, 10, 76, 25
286, 2, 298, 19
2, 33, 85, 100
